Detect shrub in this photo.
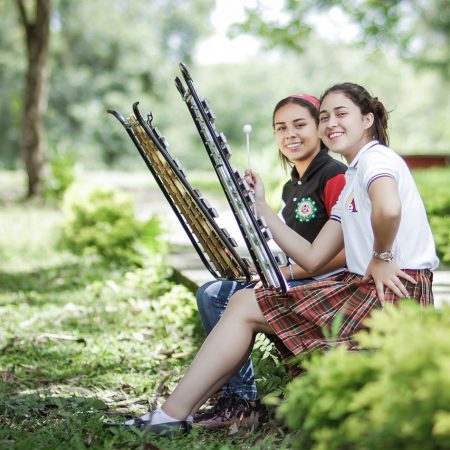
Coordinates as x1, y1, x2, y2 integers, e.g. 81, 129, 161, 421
253, 333, 292, 399
278, 302, 450, 450
414, 168, 450, 266
140, 213, 167, 256
88, 265, 202, 350
430, 216, 450, 265
60, 183, 148, 264
44, 148, 76, 200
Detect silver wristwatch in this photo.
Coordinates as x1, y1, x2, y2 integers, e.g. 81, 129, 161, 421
372, 250, 394, 262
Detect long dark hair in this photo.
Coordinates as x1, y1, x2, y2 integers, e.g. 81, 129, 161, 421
320, 82, 389, 146
272, 95, 326, 172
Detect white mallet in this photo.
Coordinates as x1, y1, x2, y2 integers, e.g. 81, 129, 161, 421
243, 124, 252, 169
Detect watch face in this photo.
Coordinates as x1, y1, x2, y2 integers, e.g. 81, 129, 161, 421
373, 251, 394, 261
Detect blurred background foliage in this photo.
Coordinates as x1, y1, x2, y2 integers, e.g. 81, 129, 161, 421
0, 3, 449, 446
1, 0, 449, 180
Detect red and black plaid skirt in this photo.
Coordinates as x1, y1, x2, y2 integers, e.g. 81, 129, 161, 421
255, 270, 434, 375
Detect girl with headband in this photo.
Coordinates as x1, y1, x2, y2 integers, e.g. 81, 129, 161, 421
109, 83, 437, 436
192, 93, 347, 429
109, 92, 347, 433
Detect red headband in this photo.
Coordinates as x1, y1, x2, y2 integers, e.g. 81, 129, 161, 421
287, 94, 320, 110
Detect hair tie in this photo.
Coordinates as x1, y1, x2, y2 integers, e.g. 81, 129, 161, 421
287, 94, 320, 110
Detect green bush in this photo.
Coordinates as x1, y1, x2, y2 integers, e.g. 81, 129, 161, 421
253, 333, 292, 399
44, 148, 76, 200
414, 168, 450, 266
430, 216, 450, 265
140, 213, 167, 256
278, 302, 450, 450
87, 265, 203, 352
60, 182, 150, 264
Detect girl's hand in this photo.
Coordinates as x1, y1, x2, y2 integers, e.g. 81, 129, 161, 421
363, 259, 416, 305
247, 266, 261, 284
250, 274, 261, 283
253, 280, 263, 289
244, 169, 265, 203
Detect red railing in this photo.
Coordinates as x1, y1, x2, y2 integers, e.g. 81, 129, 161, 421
402, 155, 449, 169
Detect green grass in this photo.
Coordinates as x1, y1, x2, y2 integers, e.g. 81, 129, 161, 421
0, 195, 291, 449
1, 165, 448, 449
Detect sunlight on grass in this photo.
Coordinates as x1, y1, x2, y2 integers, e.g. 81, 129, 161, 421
0, 202, 71, 269
0, 200, 291, 449
3, 167, 446, 448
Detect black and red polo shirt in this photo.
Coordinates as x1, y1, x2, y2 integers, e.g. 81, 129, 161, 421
280, 150, 347, 243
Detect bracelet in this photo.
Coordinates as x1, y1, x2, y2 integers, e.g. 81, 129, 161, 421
288, 264, 294, 281
372, 250, 394, 262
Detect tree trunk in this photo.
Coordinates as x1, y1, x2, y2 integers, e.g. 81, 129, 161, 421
16, 0, 51, 197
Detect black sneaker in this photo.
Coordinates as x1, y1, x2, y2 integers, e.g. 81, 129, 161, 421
104, 412, 191, 437
143, 420, 191, 436
193, 394, 234, 422
194, 395, 265, 430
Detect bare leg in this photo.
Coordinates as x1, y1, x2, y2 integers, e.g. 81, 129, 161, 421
162, 289, 272, 420
188, 333, 257, 416
187, 346, 253, 417
189, 327, 268, 416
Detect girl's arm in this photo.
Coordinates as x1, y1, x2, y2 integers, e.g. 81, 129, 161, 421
283, 249, 346, 280
364, 177, 416, 303
247, 170, 344, 273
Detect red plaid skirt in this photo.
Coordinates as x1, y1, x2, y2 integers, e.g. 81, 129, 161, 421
255, 270, 434, 375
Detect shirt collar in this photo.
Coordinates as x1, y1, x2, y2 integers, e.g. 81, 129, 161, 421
290, 150, 330, 182
349, 140, 379, 167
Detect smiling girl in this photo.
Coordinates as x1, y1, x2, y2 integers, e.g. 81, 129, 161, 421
108, 83, 438, 436
193, 94, 347, 429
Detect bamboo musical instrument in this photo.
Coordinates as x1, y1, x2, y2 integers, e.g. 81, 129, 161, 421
175, 63, 288, 292
108, 103, 252, 281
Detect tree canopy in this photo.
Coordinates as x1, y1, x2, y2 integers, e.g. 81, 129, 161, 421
0, 0, 214, 175
0, 0, 448, 187
232, 0, 450, 78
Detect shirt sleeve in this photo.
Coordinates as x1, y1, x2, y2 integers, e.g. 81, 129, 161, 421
360, 148, 399, 191
330, 188, 344, 223
322, 173, 346, 217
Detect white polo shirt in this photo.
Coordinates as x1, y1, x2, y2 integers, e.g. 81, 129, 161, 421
330, 141, 439, 276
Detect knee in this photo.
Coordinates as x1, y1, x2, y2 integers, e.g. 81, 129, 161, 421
195, 280, 217, 313
227, 289, 248, 309
204, 281, 234, 310
198, 281, 233, 325
226, 289, 265, 331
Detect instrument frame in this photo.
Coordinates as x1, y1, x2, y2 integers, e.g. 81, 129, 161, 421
108, 104, 252, 281
175, 63, 288, 292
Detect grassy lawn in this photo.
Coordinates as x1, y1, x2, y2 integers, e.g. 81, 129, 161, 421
0, 184, 291, 449
1, 165, 448, 449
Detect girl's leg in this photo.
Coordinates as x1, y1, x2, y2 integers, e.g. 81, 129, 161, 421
188, 343, 255, 417
162, 288, 272, 420
197, 280, 258, 401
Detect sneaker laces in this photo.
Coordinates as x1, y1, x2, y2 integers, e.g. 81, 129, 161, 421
213, 395, 235, 415
194, 395, 234, 422
226, 397, 260, 419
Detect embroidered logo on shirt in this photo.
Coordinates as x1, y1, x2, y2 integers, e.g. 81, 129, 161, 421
345, 193, 358, 212
295, 197, 317, 222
